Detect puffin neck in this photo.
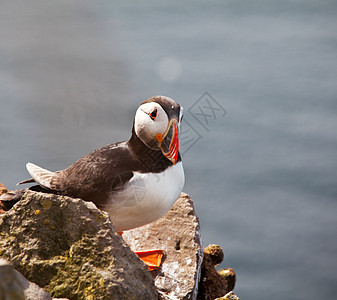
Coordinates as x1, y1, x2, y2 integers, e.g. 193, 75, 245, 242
127, 126, 175, 173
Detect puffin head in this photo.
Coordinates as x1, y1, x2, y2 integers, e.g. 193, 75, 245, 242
134, 96, 183, 165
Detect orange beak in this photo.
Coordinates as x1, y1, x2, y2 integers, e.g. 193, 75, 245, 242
157, 120, 179, 165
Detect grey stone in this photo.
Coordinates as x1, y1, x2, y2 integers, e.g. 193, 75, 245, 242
123, 192, 203, 300
0, 190, 157, 300
0, 258, 52, 300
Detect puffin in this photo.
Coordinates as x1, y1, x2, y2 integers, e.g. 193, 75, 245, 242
1, 95, 185, 270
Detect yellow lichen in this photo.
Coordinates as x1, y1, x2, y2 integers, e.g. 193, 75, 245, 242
25, 264, 31, 272
99, 278, 105, 287
84, 286, 95, 300
95, 214, 105, 223
35, 209, 41, 215
40, 199, 52, 210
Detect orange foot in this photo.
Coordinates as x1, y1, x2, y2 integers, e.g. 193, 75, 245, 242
134, 249, 164, 271
118, 232, 164, 271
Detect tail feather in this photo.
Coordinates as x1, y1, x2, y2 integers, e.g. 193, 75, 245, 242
17, 178, 35, 186
25, 162, 55, 190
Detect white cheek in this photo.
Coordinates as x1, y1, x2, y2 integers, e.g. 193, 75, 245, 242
134, 109, 149, 138
134, 107, 168, 143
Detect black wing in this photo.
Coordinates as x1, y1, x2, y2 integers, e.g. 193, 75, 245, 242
51, 143, 135, 208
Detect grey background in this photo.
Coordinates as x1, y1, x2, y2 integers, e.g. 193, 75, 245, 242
1, 1, 337, 299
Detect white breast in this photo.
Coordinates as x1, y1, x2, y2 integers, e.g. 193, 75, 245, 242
103, 161, 185, 231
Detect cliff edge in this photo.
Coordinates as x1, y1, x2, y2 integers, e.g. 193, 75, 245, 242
0, 183, 238, 299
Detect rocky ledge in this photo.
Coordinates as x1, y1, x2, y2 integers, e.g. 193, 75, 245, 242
0, 183, 239, 299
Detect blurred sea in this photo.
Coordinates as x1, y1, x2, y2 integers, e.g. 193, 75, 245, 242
1, 1, 337, 299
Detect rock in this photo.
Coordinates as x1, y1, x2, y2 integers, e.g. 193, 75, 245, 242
0, 182, 7, 195
0, 190, 157, 300
0, 188, 26, 213
203, 244, 224, 265
197, 244, 236, 300
0, 182, 8, 214
123, 192, 203, 300
0, 258, 52, 300
218, 268, 236, 292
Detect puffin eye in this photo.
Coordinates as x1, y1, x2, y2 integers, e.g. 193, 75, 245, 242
150, 108, 157, 120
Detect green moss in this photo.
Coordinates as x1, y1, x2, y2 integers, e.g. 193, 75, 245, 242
46, 235, 111, 299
